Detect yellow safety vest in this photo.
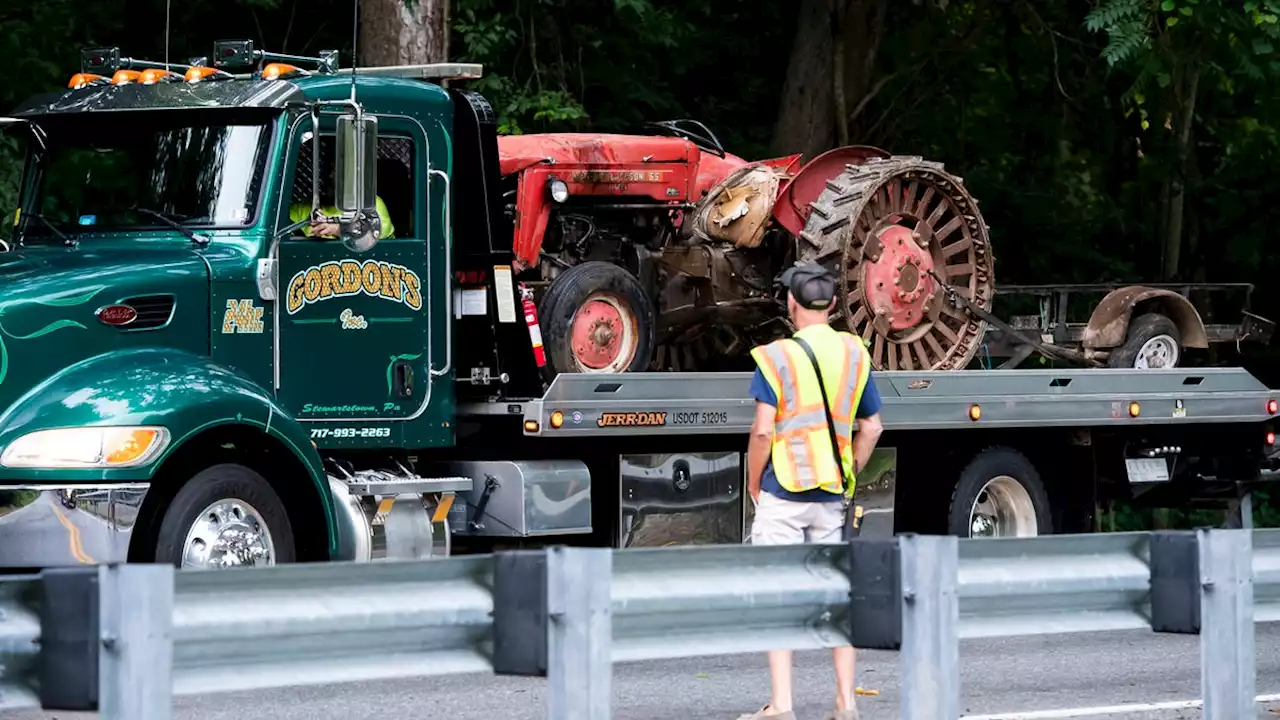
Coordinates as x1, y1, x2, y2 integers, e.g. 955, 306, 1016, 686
288, 198, 395, 240
749, 324, 872, 498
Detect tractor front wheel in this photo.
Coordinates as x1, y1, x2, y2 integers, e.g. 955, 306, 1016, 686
539, 261, 656, 375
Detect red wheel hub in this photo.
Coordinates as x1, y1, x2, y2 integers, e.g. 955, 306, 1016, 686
572, 297, 628, 370
860, 224, 938, 332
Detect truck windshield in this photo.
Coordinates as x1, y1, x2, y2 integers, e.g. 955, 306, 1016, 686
24, 118, 272, 240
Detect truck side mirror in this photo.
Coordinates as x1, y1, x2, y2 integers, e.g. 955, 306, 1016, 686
334, 112, 380, 252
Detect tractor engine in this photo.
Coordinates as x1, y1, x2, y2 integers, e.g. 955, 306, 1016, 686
504, 164, 795, 373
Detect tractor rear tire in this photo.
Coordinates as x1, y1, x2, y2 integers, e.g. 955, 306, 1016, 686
794, 156, 994, 371
539, 261, 656, 375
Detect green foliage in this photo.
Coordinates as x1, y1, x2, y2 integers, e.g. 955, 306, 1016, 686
1106, 488, 1280, 531
450, 0, 788, 154
1086, 0, 1151, 66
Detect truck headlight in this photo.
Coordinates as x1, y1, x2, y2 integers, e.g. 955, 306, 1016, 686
0, 426, 170, 468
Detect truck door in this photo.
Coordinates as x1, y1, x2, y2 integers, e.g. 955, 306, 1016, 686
274, 116, 432, 427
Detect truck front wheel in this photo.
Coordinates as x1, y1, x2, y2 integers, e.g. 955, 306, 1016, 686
154, 463, 296, 568
947, 447, 1052, 537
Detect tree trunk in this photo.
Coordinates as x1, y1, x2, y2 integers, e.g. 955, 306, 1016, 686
358, 0, 448, 67
771, 0, 836, 159
832, 2, 849, 148
1162, 67, 1200, 281
773, 0, 888, 159
839, 0, 887, 141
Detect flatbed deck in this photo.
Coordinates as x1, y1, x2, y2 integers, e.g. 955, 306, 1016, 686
461, 367, 1277, 437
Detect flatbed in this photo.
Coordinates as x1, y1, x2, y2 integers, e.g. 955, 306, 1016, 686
491, 367, 1276, 435
441, 367, 1280, 546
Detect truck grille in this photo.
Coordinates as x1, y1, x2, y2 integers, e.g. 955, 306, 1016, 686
117, 294, 175, 330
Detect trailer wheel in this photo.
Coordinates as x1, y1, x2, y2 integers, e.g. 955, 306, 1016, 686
1106, 312, 1182, 369
154, 463, 295, 568
539, 260, 655, 374
948, 447, 1052, 537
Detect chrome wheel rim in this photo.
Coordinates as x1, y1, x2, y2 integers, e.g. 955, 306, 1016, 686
1135, 334, 1179, 369
181, 498, 276, 569
969, 475, 1038, 537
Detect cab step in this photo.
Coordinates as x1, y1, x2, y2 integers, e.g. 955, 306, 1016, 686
343, 470, 473, 497
322, 458, 467, 562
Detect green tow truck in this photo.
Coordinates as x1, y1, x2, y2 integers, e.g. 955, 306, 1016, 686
0, 43, 1276, 570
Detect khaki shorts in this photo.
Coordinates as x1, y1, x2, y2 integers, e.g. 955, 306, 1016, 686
750, 491, 845, 545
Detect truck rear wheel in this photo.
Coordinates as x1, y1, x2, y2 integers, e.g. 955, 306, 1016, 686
947, 447, 1052, 537
154, 463, 296, 568
539, 260, 655, 374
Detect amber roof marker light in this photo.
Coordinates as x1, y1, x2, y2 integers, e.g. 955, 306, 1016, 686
184, 66, 234, 83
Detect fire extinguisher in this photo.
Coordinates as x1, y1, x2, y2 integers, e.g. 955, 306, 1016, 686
520, 283, 553, 385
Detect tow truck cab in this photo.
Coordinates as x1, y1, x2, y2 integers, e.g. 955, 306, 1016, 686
0, 43, 576, 569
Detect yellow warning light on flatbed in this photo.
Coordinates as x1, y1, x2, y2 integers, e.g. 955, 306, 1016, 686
968, 404, 981, 421
1129, 401, 1141, 418
524, 420, 539, 433
550, 410, 565, 428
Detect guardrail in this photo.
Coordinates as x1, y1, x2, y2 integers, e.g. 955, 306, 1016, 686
0, 528, 1276, 719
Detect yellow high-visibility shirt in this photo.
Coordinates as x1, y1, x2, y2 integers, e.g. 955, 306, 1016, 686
288, 197, 395, 240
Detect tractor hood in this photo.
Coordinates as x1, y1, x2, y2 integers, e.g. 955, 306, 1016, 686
496, 132, 754, 200
496, 133, 750, 175
0, 244, 211, 414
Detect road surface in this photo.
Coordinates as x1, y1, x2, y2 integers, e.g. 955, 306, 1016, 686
0, 493, 119, 566
4, 624, 1279, 719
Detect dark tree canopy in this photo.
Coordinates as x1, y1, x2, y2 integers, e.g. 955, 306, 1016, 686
2, 0, 1278, 383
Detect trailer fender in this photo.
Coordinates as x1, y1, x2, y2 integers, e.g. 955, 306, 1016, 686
1081, 286, 1208, 350
771, 145, 892, 237
0, 347, 336, 548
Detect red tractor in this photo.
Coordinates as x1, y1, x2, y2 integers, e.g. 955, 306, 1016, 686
496, 119, 994, 374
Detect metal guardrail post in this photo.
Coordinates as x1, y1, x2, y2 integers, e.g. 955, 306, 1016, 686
99, 564, 175, 720
0, 576, 39, 711
39, 568, 99, 711
547, 547, 612, 720
899, 534, 959, 720
1199, 528, 1254, 720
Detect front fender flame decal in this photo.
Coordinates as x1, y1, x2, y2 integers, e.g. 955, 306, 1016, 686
0, 286, 106, 386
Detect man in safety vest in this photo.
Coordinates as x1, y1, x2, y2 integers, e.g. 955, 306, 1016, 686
739, 262, 884, 720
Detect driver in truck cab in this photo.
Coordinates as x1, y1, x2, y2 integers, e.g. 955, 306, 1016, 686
286, 135, 395, 240
288, 196, 395, 240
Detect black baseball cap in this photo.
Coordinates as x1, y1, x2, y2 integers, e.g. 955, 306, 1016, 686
778, 262, 836, 310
